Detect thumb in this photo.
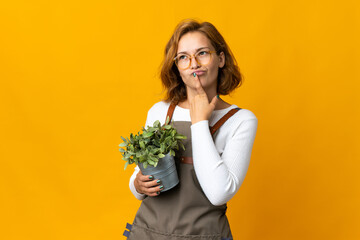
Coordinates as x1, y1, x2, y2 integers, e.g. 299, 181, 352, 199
209, 94, 219, 110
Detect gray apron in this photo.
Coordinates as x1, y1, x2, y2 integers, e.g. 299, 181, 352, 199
128, 103, 241, 240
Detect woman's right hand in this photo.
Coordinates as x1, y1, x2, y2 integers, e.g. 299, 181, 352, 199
134, 171, 163, 197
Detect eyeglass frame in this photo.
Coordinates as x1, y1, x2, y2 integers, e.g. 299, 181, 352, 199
173, 50, 217, 70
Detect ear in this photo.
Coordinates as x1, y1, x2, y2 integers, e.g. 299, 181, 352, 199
218, 51, 225, 68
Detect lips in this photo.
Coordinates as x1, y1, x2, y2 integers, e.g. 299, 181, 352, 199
192, 71, 205, 76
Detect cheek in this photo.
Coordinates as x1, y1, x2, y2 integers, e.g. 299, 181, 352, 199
207, 65, 219, 77
179, 71, 191, 83
179, 71, 186, 82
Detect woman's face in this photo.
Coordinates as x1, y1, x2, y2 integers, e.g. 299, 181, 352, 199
176, 31, 225, 92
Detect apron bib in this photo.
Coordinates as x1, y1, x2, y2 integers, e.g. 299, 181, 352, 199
128, 103, 241, 240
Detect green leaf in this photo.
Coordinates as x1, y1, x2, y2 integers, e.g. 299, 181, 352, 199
144, 138, 150, 145
170, 149, 175, 156
121, 136, 127, 142
175, 135, 187, 140
143, 132, 154, 138
149, 155, 158, 162
179, 141, 185, 151
165, 136, 172, 142
148, 127, 156, 132
150, 148, 158, 154
160, 143, 165, 152
139, 141, 145, 149
158, 153, 165, 159
153, 120, 160, 128
119, 148, 125, 153
124, 161, 129, 170
171, 142, 177, 148
164, 125, 171, 130
143, 161, 148, 169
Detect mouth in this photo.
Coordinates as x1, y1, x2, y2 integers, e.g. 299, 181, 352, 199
191, 71, 205, 76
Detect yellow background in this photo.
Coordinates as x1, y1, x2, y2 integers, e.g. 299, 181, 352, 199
1, 0, 359, 239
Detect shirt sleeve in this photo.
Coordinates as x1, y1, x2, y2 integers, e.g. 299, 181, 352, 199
190, 117, 258, 206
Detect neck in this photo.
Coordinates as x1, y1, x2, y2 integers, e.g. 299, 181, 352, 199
179, 86, 218, 109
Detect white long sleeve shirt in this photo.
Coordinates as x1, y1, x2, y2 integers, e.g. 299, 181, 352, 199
129, 101, 258, 206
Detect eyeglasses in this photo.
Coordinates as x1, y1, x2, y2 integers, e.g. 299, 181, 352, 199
173, 50, 217, 70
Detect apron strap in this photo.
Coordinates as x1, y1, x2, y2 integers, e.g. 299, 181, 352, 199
165, 102, 177, 124
209, 107, 241, 135
180, 156, 194, 164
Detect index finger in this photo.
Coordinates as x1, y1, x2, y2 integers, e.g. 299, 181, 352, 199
137, 171, 154, 182
193, 73, 206, 95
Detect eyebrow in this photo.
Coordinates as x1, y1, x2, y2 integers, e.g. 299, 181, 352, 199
177, 47, 211, 55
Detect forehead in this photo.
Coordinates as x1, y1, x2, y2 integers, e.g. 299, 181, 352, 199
177, 31, 213, 54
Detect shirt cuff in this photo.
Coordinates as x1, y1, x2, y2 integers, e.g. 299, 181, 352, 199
190, 120, 209, 129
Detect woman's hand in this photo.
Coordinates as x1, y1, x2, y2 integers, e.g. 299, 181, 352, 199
189, 75, 219, 125
134, 170, 163, 197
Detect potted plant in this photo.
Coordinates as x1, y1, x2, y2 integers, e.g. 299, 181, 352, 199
119, 116, 186, 192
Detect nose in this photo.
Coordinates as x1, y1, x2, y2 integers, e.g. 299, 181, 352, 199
190, 56, 200, 69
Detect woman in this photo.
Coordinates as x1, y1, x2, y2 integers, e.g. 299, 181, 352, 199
127, 19, 258, 240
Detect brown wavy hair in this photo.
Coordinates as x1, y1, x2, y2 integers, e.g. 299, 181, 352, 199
160, 19, 243, 103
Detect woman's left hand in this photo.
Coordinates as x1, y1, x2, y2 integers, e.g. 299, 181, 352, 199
189, 75, 219, 125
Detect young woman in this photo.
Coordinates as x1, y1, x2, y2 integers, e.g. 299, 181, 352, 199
127, 19, 258, 240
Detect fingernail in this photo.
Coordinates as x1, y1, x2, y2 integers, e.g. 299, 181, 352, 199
159, 185, 164, 190
157, 180, 161, 184
217, 94, 220, 99
193, 72, 196, 77
157, 191, 160, 195
149, 176, 153, 180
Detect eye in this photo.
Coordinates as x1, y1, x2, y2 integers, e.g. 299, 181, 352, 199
178, 55, 188, 60
198, 51, 208, 56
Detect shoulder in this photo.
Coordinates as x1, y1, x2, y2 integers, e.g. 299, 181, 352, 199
145, 101, 170, 126
147, 101, 170, 115
227, 106, 258, 134
234, 107, 257, 122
